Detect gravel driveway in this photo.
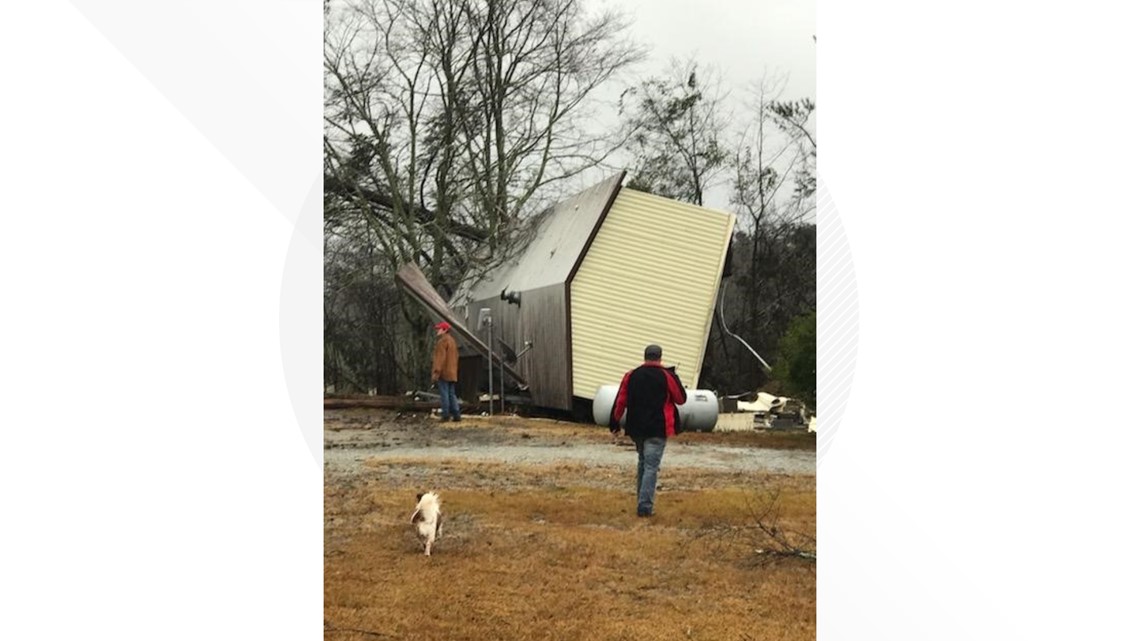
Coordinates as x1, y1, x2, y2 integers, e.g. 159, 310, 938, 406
324, 409, 816, 478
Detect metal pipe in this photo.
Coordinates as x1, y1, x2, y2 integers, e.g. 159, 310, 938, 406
499, 322, 505, 415
486, 316, 494, 417
717, 283, 773, 372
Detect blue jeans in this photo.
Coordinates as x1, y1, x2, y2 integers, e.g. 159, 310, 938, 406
436, 380, 460, 419
633, 437, 666, 515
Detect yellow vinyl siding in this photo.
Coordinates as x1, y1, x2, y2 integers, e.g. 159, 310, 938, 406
570, 189, 735, 398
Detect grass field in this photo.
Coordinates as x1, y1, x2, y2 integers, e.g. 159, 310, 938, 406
325, 411, 815, 641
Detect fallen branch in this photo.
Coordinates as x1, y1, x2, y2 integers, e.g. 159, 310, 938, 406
686, 486, 816, 565
754, 548, 816, 561
324, 395, 470, 411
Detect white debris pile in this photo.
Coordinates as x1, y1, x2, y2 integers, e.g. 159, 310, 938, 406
719, 392, 814, 431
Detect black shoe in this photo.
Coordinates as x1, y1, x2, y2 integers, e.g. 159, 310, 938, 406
451, 416, 461, 423
637, 510, 653, 518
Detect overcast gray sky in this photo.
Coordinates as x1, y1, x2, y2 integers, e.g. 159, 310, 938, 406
593, 0, 816, 102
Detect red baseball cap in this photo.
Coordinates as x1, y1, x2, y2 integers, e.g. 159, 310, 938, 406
434, 321, 451, 331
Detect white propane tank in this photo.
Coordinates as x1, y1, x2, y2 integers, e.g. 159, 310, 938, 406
680, 389, 719, 432
592, 385, 620, 426
592, 385, 718, 432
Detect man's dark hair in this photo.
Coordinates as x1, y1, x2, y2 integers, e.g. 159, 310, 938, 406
644, 344, 663, 361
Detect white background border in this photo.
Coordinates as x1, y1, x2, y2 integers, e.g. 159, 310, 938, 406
3, 1, 1139, 639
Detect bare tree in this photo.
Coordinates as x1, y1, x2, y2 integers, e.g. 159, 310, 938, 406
323, 0, 643, 393
458, 0, 644, 251
325, 0, 642, 272
731, 77, 815, 231
619, 59, 731, 206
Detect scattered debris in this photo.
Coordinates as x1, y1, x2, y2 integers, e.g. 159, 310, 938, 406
715, 391, 814, 433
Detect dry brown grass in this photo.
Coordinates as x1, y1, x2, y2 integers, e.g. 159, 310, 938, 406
326, 459, 815, 641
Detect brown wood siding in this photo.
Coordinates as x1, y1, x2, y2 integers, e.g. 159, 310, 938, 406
519, 284, 571, 410
454, 284, 569, 410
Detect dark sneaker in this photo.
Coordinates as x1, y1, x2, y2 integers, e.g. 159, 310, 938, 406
637, 510, 653, 518
451, 416, 461, 423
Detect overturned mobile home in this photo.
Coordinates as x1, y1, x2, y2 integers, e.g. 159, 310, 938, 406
397, 172, 735, 415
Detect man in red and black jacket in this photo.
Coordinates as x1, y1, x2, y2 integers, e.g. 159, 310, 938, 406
610, 344, 688, 517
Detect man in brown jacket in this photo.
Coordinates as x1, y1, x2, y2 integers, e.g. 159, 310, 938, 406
431, 321, 461, 422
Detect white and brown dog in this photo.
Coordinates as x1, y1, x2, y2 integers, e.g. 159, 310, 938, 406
410, 491, 443, 556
